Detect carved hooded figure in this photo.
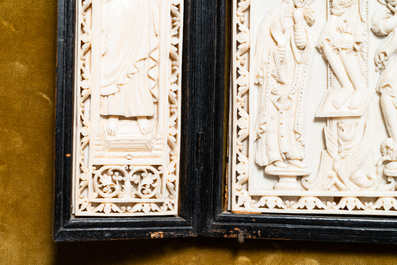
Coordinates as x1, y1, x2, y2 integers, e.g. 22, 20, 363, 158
254, 0, 315, 171
100, 0, 160, 136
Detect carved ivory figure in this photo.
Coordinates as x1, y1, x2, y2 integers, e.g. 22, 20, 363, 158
317, 0, 367, 110
254, 0, 315, 179
100, 0, 159, 137
372, 0, 397, 175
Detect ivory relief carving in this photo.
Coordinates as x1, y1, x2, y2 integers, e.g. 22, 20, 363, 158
73, 0, 183, 216
232, 0, 397, 215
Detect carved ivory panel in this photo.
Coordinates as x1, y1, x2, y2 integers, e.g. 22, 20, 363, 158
231, 0, 397, 215
73, 0, 183, 216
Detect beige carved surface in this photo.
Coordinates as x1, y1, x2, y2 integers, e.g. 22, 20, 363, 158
231, 0, 397, 215
73, 0, 183, 216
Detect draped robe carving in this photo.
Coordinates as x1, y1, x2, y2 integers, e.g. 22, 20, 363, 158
254, 0, 315, 173
100, 0, 159, 136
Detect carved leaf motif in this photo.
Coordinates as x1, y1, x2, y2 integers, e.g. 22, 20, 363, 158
104, 204, 112, 214
236, 31, 248, 45
167, 202, 174, 211
166, 181, 176, 198
80, 80, 90, 89
383, 200, 393, 211
237, 0, 250, 13
235, 154, 248, 175
99, 174, 114, 187
79, 200, 89, 211
143, 204, 151, 214
346, 200, 356, 211
266, 199, 277, 210
170, 37, 179, 45
169, 127, 178, 137
336, 197, 366, 211
166, 160, 177, 175
93, 204, 104, 213
82, 0, 92, 11
151, 204, 161, 212
131, 174, 140, 184
237, 23, 250, 56
236, 68, 249, 95
81, 33, 90, 44
370, 197, 397, 211
123, 180, 132, 197
79, 172, 88, 181
291, 197, 328, 210
236, 190, 250, 207
253, 196, 286, 210
111, 204, 124, 213
130, 204, 142, 213
141, 173, 155, 186
170, 84, 178, 92
169, 89, 178, 100
236, 116, 248, 131
306, 200, 316, 211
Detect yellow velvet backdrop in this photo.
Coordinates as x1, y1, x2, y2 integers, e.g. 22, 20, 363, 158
1, 0, 397, 264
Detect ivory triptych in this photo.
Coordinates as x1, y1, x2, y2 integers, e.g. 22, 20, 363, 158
232, 0, 397, 215
73, 0, 183, 216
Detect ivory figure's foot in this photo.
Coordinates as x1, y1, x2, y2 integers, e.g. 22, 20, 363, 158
332, 88, 354, 110
274, 161, 288, 169
107, 116, 119, 136
288, 159, 307, 168
137, 116, 151, 135
348, 89, 366, 110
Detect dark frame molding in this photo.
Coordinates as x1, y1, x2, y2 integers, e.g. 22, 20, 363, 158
200, 0, 397, 244
54, 0, 199, 242
54, 0, 397, 244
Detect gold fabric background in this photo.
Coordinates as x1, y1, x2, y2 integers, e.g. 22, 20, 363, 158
1, 0, 397, 264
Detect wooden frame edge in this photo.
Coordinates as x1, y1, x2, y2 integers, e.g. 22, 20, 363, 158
200, 0, 397, 244
53, 0, 198, 242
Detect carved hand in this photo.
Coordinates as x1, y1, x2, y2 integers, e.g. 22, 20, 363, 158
271, 20, 287, 48
293, 8, 304, 25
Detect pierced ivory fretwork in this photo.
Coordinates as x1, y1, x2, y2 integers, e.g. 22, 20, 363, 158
73, 0, 183, 216
231, 0, 397, 215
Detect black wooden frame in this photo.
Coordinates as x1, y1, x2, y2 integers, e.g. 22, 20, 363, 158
55, 0, 397, 243
199, 0, 397, 244
54, 0, 199, 242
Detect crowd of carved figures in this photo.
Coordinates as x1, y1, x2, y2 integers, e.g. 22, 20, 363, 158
233, 0, 397, 214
